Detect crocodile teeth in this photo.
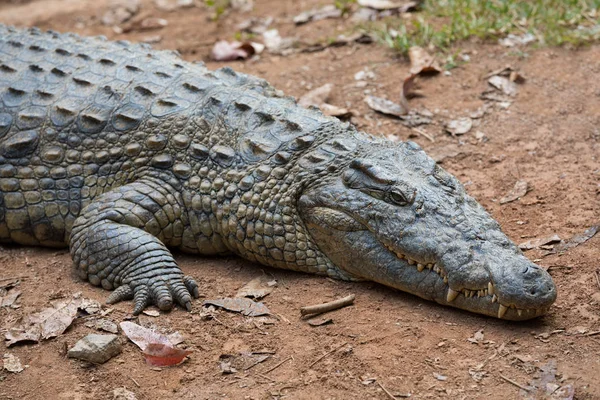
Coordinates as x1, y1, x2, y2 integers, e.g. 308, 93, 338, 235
517, 309, 523, 317
498, 304, 508, 319
417, 263, 425, 272
407, 259, 415, 265
447, 288, 459, 302
443, 276, 448, 284
492, 294, 498, 303
488, 282, 494, 295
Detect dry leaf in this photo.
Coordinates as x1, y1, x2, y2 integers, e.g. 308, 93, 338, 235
0, 289, 21, 307
519, 235, 562, 251
319, 103, 352, 118
299, 84, 333, 108
120, 321, 191, 367
5, 298, 85, 346
445, 117, 473, 136
552, 225, 599, 253
142, 343, 192, 367
409, 46, 441, 75
307, 317, 333, 327
365, 95, 407, 117
236, 277, 274, 300
500, 180, 529, 204
488, 75, 518, 97
262, 29, 296, 54
203, 297, 270, 317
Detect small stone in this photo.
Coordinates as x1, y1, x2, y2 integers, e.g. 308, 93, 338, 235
68, 334, 122, 364
113, 387, 137, 400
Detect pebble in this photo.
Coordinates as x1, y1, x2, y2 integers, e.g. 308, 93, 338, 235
68, 334, 122, 364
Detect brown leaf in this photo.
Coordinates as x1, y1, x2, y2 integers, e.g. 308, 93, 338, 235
409, 46, 441, 75
203, 298, 270, 317
500, 180, 529, 204
299, 84, 333, 108
2, 353, 23, 373
5, 298, 83, 346
142, 343, 192, 367
519, 234, 562, 251
307, 317, 333, 327
236, 277, 274, 300
365, 95, 407, 117
552, 225, 599, 253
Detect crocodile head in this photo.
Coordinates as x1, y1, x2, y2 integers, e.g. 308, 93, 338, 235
298, 140, 557, 320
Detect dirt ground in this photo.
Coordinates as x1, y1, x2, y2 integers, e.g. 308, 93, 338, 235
1, 0, 599, 399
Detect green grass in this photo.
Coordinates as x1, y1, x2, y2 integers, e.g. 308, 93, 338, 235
371, 0, 600, 56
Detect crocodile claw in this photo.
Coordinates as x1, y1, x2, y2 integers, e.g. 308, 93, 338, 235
106, 275, 200, 315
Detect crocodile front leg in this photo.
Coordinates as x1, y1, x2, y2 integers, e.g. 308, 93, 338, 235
69, 178, 199, 315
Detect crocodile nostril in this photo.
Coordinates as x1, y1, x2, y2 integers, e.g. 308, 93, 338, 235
530, 288, 536, 295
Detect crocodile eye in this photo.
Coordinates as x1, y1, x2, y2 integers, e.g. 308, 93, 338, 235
388, 189, 409, 206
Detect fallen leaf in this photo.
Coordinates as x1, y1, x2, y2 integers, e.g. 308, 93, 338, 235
142, 309, 161, 317
299, 84, 333, 108
231, 0, 253, 12
445, 117, 473, 136
409, 46, 441, 75
120, 321, 191, 367
2, 353, 23, 373
319, 103, 353, 118
551, 225, 599, 253
519, 234, 562, 251
365, 95, 407, 117
142, 343, 192, 367
500, 180, 529, 204
236, 277, 274, 300
203, 298, 270, 317
467, 329, 485, 344
84, 318, 119, 334
5, 298, 85, 346
525, 360, 574, 400
211, 40, 262, 61
488, 75, 518, 97
0, 289, 21, 307
358, 0, 418, 11
293, 5, 341, 25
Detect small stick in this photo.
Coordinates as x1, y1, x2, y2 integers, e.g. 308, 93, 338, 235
377, 381, 397, 400
300, 294, 355, 317
585, 331, 600, 337
412, 128, 435, 143
308, 342, 348, 368
500, 375, 530, 392
130, 377, 141, 388
256, 373, 276, 382
262, 356, 292, 374
595, 270, 600, 290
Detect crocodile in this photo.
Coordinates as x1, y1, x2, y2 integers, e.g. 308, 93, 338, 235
0, 25, 556, 320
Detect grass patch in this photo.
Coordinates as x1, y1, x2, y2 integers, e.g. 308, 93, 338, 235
371, 0, 600, 55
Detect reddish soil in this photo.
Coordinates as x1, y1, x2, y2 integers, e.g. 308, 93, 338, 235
1, 1, 599, 399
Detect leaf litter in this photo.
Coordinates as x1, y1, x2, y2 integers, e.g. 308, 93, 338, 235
235, 276, 275, 300
120, 321, 191, 367
203, 297, 270, 317
2, 353, 23, 373
5, 297, 101, 346
500, 180, 529, 204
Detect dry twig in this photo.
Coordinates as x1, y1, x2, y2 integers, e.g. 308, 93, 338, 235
500, 375, 530, 391
308, 342, 348, 368
262, 356, 293, 374
300, 294, 355, 317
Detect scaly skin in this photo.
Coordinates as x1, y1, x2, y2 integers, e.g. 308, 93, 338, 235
0, 25, 556, 319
